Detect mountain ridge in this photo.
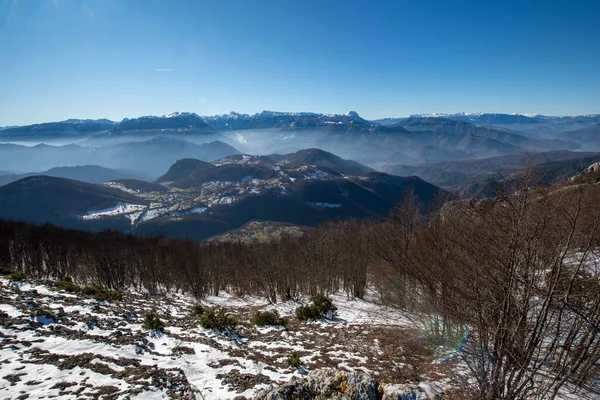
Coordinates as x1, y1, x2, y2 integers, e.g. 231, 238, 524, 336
0, 165, 143, 186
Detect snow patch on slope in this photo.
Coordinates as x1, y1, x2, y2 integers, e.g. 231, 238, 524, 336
82, 203, 146, 220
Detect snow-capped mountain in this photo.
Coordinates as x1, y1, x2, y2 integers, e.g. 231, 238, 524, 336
201, 110, 371, 130
109, 112, 215, 135
373, 112, 543, 126
373, 112, 600, 127
61, 118, 116, 125
0, 120, 115, 141
162, 111, 200, 119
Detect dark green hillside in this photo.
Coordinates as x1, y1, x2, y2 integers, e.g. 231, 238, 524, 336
277, 148, 373, 175
155, 158, 216, 183
0, 176, 146, 230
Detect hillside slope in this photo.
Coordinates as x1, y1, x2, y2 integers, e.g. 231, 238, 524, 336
0, 176, 147, 230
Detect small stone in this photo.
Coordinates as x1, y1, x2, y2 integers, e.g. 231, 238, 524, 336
52, 307, 65, 317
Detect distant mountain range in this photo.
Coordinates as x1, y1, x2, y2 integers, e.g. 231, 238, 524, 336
3, 111, 598, 165
0, 112, 215, 143
372, 112, 600, 126
201, 110, 369, 130
5, 111, 599, 136
372, 112, 600, 146
93, 112, 215, 140
196, 111, 587, 165
0, 119, 115, 141
0, 148, 447, 241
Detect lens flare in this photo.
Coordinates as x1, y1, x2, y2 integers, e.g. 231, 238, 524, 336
422, 315, 471, 363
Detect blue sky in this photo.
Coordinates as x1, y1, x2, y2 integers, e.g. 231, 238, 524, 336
1, 0, 599, 125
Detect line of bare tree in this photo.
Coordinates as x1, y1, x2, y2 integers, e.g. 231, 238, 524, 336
0, 218, 374, 302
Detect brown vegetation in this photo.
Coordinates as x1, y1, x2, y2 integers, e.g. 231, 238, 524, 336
1, 169, 600, 398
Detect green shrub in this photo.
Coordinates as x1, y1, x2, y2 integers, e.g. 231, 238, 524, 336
189, 303, 206, 319
286, 351, 303, 369
9, 271, 26, 282
81, 285, 123, 301
93, 289, 123, 302
251, 310, 286, 327
295, 305, 316, 321
310, 292, 338, 317
0, 266, 13, 275
54, 277, 80, 292
295, 292, 338, 321
142, 312, 165, 332
44, 278, 122, 302
200, 308, 237, 332
81, 285, 100, 295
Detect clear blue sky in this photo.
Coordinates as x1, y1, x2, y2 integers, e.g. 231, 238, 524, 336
1, 0, 599, 125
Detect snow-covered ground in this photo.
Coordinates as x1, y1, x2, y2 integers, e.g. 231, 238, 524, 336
2, 277, 598, 399
0, 278, 456, 399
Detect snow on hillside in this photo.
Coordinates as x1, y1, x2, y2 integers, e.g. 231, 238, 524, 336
82, 203, 146, 220
91, 158, 352, 227
0, 277, 459, 399
312, 202, 342, 208
103, 182, 143, 194
2, 275, 597, 399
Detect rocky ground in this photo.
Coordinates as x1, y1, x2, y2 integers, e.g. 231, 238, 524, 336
257, 368, 444, 400
0, 277, 465, 399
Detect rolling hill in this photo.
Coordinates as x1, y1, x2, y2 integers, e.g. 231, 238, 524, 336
385, 150, 600, 199
270, 148, 374, 175
557, 124, 600, 150
391, 117, 577, 151
0, 165, 141, 186
206, 220, 310, 243
0, 149, 448, 241
0, 176, 147, 231
0, 139, 240, 178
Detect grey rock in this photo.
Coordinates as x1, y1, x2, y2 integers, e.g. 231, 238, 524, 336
28, 321, 42, 329
110, 330, 123, 339
254, 369, 444, 400
382, 382, 441, 400
31, 308, 52, 319
52, 307, 65, 317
